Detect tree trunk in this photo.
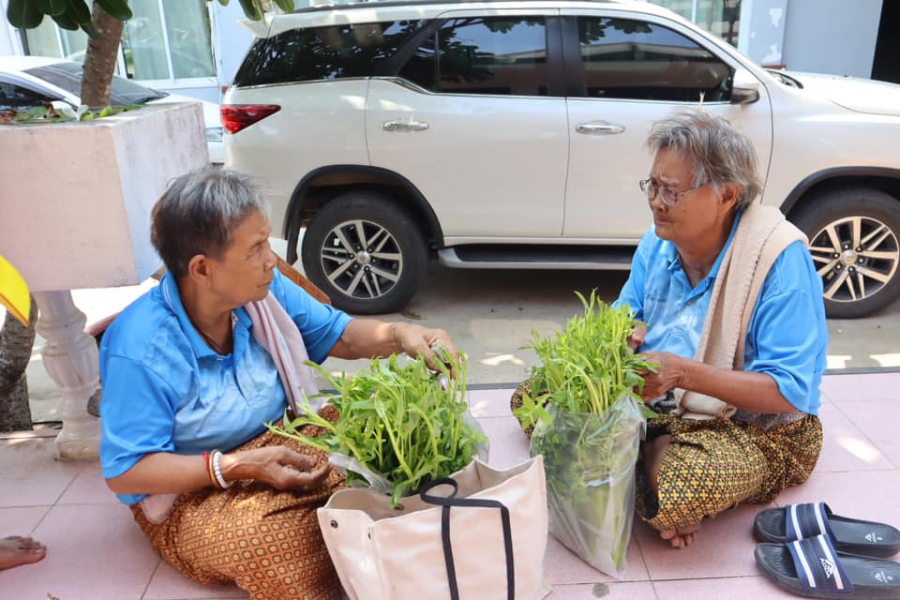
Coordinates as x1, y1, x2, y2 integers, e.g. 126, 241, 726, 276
0, 300, 37, 433
80, 2, 126, 108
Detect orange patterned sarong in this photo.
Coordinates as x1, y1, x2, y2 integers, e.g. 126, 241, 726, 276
131, 424, 346, 600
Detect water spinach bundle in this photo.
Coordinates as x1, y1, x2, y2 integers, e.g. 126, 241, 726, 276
515, 290, 655, 578
270, 351, 486, 507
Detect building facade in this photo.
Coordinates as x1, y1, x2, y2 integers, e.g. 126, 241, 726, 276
1, 0, 895, 105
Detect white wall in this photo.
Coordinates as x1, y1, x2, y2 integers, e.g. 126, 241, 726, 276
782, 0, 883, 77
212, 1, 257, 90
737, 0, 789, 66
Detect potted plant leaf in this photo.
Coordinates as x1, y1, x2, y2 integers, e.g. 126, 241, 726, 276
514, 290, 656, 578
269, 351, 487, 507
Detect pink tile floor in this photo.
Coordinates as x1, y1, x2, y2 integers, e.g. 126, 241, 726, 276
2, 372, 899, 600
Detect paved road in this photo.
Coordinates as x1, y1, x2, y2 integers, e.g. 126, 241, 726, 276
324, 261, 900, 383
324, 262, 632, 386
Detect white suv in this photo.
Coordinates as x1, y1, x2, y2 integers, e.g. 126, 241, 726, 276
224, 0, 900, 317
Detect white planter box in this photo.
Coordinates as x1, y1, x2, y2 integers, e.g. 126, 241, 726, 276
0, 102, 209, 459
0, 102, 209, 291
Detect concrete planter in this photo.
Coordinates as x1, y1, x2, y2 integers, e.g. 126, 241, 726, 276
0, 102, 209, 459
0, 102, 208, 291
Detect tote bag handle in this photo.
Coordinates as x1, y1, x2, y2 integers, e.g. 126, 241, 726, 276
420, 477, 515, 600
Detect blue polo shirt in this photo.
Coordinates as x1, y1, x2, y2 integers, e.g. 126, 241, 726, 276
615, 214, 827, 415
99, 268, 351, 505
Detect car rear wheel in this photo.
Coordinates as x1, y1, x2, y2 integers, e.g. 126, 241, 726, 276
791, 187, 900, 318
301, 192, 427, 315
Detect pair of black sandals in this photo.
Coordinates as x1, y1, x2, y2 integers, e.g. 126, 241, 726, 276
755, 503, 900, 598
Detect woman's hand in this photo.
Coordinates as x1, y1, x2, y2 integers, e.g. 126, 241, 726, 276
330, 320, 459, 376
392, 323, 459, 376
627, 324, 647, 351
222, 447, 330, 492
636, 350, 687, 402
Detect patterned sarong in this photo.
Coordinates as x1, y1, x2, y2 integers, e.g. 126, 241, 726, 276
636, 414, 823, 531
130, 416, 346, 600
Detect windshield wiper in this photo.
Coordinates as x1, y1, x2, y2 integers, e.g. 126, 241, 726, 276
768, 70, 803, 89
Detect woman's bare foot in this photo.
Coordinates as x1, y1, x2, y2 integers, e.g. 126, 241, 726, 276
643, 436, 702, 548
659, 524, 701, 549
0, 536, 46, 570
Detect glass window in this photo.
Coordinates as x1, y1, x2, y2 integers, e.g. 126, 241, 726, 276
24, 17, 89, 61
234, 21, 426, 87
60, 27, 89, 61
22, 0, 214, 83
645, 0, 742, 47
122, 0, 216, 81
399, 17, 549, 96
162, 0, 215, 78
0, 81, 55, 109
577, 17, 733, 102
24, 62, 168, 106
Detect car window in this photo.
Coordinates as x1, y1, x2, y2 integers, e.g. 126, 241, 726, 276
576, 17, 733, 102
0, 81, 54, 109
24, 62, 167, 105
234, 21, 427, 87
399, 17, 549, 96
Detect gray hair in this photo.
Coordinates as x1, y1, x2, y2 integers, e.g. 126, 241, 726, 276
151, 168, 270, 277
646, 110, 763, 211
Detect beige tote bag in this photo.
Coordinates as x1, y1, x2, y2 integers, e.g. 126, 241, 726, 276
318, 456, 548, 600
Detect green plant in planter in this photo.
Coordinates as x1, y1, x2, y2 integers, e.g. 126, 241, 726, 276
0, 102, 143, 125
514, 290, 657, 577
269, 350, 486, 507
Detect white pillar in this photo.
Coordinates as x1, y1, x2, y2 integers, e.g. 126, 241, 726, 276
33, 291, 101, 461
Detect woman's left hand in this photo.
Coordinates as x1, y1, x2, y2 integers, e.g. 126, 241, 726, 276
393, 323, 459, 377
636, 350, 687, 402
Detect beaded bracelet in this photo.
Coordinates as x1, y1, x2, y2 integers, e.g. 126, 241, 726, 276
211, 450, 233, 489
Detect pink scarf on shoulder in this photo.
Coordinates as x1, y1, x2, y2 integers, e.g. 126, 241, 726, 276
245, 291, 322, 416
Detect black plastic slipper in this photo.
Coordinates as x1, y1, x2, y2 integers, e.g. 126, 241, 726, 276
755, 503, 900, 558
756, 534, 900, 599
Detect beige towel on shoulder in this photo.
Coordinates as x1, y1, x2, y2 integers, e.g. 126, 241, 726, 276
674, 203, 807, 420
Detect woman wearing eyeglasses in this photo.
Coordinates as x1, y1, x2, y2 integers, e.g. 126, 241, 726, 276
618, 110, 827, 549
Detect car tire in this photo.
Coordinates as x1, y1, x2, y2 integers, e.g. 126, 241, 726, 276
790, 187, 900, 319
301, 192, 428, 315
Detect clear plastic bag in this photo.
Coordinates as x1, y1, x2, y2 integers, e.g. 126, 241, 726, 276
530, 395, 645, 578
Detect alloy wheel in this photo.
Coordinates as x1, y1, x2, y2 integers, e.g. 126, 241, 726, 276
319, 219, 404, 301
807, 215, 900, 304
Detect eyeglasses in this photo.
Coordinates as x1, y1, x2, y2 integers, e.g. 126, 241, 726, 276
639, 179, 709, 207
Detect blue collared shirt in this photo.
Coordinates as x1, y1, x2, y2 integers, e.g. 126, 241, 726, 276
99, 269, 352, 505
615, 213, 827, 415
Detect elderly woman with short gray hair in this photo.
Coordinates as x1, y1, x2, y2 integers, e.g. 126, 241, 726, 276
98, 168, 457, 599
617, 111, 828, 549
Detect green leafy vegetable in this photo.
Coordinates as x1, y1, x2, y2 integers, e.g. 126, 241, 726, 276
514, 289, 657, 429
515, 290, 656, 576
269, 350, 486, 507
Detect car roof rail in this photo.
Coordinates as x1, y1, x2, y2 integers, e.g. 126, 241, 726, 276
287, 0, 628, 16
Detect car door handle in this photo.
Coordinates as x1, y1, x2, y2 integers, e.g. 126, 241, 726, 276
575, 121, 626, 135
382, 120, 430, 132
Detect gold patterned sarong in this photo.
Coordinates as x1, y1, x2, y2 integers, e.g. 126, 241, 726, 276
636, 414, 822, 531
130, 416, 345, 600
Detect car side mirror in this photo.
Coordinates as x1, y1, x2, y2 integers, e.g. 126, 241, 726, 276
731, 68, 760, 105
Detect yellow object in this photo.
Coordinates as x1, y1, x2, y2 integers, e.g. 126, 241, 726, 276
0, 255, 31, 326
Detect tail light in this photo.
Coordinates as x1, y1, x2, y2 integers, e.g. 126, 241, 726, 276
221, 104, 281, 134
